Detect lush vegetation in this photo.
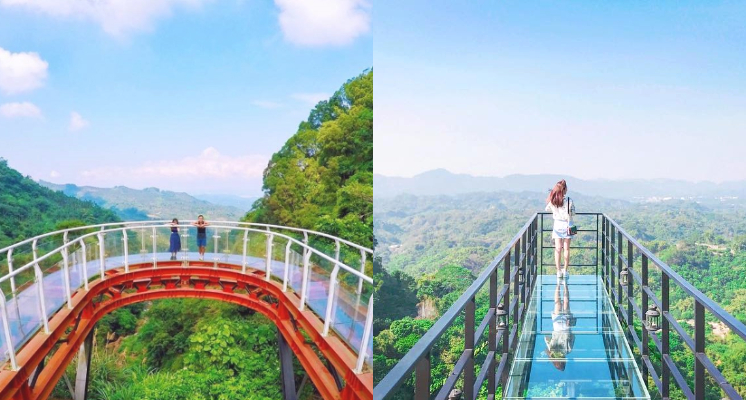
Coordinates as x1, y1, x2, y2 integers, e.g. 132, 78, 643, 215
245, 70, 373, 249
52, 300, 305, 400
374, 191, 746, 399
0, 158, 120, 248
2, 70, 373, 399
0, 160, 292, 398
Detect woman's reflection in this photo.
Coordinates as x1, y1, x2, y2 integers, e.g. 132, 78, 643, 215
544, 279, 576, 370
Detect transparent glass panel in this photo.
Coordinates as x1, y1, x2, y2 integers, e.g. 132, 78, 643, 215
505, 275, 650, 399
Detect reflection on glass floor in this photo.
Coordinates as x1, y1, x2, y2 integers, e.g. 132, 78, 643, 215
505, 275, 650, 399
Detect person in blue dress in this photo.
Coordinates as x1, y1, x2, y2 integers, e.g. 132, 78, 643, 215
168, 218, 181, 260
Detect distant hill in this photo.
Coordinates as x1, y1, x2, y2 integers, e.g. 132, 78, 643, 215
0, 159, 119, 248
374, 169, 746, 201
39, 181, 245, 221
192, 194, 257, 211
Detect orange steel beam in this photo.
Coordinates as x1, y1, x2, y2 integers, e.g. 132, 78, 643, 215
0, 263, 372, 400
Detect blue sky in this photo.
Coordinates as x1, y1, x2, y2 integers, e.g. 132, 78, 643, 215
0, 0, 371, 196
374, 1, 746, 182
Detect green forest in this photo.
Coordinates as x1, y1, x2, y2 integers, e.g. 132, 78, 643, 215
245, 69, 373, 250
0, 70, 372, 400
373, 192, 746, 399
0, 159, 120, 248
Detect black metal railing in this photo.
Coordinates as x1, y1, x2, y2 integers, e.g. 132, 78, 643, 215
375, 211, 746, 399
539, 212, 601, 275
602, 215, 746, 400
373, 214, 540, 400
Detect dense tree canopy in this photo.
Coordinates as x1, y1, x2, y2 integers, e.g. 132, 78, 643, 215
374, 192, 746, 398
245, 70, 373, 248
0, 158, 119, 248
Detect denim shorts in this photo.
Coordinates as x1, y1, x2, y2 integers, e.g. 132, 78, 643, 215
197, 234, 207, 247
552, 220, 571, 239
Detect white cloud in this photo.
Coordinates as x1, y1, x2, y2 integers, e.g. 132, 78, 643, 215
291, 92, 330, 106
0, 0, 207, 37
82, 147, 269, 181
50, 170, 61, 178
0, 47, 48, 95
274, 0, 370, 47
251, 100, 284, 109
69, 111, 89, 131
0, 102, 42, 118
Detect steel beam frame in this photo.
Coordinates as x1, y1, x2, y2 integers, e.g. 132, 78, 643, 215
0, 264, 372, 400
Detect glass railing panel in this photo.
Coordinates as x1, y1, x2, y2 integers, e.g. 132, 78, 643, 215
0, 225, 373, 369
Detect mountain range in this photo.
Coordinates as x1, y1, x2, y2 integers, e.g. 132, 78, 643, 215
39, 181, 246, 221
374, 169, 746, 201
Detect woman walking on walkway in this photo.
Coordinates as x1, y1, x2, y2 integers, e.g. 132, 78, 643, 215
545, 179, 575, 279
168, 218, 181, 260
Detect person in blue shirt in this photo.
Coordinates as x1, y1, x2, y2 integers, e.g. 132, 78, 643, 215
192, 215, 210, 261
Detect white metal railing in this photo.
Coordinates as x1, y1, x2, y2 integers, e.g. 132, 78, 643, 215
0, 222, 373, 373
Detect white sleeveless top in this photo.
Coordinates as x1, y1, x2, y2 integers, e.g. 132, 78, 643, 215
545, 197, 575, 222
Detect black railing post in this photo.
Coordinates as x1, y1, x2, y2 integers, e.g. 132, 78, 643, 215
532, 217, 538, 295
662, 273, 670, 398
601, 216, 606, 280
532, 218, 543, 276
641, 254, 649, 383
540, 214, 544, 276
501, 250, 511, 385
607, 218, 612, 286
520, 230, 527, 304
616, 231, 623, 307
526, 218, 541, 296
626, 238, 634, 330
609, 224, 616, 295
488, 269, 497, 396
596, 214, 600, 276
513, 241, 520, 327
694, 300, 705, 400
464, 296, 475, 400
415, 353, 430, 400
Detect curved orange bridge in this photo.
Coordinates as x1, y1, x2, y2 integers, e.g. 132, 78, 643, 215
0, 221, 373, 400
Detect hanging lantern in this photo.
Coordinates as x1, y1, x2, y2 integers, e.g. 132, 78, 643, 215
496, 303, 507, 330
645, 305, 661, 331
518, 265, 525, 284
620, 265, 629, 286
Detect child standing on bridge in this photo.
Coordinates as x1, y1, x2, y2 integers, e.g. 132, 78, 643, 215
192, 215, 210, 261
545, 179, 575, 279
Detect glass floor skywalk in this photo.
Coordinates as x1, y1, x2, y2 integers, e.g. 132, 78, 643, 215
504, 275, 650, 399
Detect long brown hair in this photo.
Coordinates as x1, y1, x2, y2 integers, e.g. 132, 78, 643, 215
547, 180, 567, 207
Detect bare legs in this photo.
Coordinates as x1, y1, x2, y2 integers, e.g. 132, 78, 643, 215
563, 238, 570, 276
554, 281, 562, 313
553, 280, 570, 313
554, 238, 562, 276
554, 238, 571, 277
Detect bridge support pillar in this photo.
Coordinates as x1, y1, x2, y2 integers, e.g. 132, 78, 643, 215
74, 329, 94, 400
278, 329, 297, 400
